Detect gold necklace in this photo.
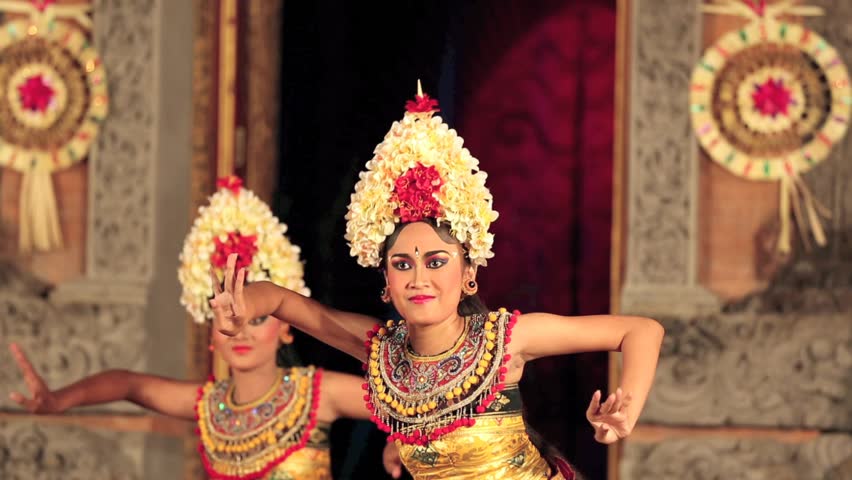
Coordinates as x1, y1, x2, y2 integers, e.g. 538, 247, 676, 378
224, 369, 284, 411
404, 317, 469, 362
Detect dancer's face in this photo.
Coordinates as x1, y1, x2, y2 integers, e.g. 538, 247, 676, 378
212, 315, 291, 372
385, 222, 474, 327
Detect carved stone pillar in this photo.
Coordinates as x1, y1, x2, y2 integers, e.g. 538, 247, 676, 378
620, 0, 719, 318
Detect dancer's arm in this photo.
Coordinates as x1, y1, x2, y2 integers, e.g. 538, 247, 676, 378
212, 254, 377, 361
511, 313, 664, 443
317, 370, 372, 422
316, 370, 403, 478
8, 343, 199, 420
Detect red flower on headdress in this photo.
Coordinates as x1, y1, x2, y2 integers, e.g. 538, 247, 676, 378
743, 0, 766, 16
210, 231, 258, 271
30, 0, 56, 12
405, 93, 440, 113
18, 75, 55, 113
216, 175, 243, 195
391, 164, 443, 223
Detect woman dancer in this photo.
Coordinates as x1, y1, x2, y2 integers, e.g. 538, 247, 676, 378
212, 86, 664, 479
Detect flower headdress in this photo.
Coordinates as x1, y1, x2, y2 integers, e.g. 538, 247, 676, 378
345, 81, 499, 268
178, 176, 310, 323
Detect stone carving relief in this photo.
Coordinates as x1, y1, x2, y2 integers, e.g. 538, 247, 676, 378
643, 313, 851, 431
0, 420, 145, 479
87, 0, 157, 281
621, 434, 852, 480
626, 0, 699, 286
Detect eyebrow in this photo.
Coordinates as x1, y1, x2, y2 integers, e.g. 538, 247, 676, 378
390, 250, 452, 259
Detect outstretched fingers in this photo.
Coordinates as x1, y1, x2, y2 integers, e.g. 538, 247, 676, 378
224, 253, 237, 295
609, 388, 624, 414
210, 268, 223, 296
9, 343, 46, 395
233, 267, 246, 317
598, 392, 617, 415
586, 389, 602, 420
8, 391, 37, 411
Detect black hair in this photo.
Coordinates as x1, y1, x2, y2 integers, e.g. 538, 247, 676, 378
275, 342, 303, 368
525, 426, 585, 479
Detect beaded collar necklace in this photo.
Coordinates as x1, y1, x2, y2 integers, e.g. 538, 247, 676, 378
195, 366, 323, 479
363, 308, 519, 445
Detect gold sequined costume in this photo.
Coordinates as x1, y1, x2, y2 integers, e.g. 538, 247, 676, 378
365, 310, 574, 480
398, 385, 567, 480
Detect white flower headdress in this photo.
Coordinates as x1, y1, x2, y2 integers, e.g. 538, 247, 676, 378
345, 82, 499, 268
178, 176, 310, 323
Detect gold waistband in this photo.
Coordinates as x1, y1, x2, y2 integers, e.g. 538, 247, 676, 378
397, 414, 563, 480
271, 446, 331, 480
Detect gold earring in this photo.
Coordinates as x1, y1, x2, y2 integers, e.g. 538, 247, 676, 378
462, 280, 478, 296
380, 287, 391, 303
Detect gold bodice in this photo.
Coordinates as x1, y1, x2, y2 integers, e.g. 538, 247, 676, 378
263, 423, 331, 480
396, 388, 566, 480
266, 446, 330, 480
365, 310, 573, 480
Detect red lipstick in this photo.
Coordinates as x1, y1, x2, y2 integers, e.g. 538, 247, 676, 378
409, 295, 435, 304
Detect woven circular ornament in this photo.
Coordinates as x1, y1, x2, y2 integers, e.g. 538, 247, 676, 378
0, 3, 108, 253
690, 1, 849, 253
690, 18, 850, 181
0, 18, 108, 174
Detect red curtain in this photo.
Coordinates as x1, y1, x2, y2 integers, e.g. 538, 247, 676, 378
457, 1, 615, 476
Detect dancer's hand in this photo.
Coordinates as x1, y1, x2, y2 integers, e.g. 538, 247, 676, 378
586, 387, 633, 444
383, 440, 403, 479
7, 343, 63, 414
210, 253, 249, 337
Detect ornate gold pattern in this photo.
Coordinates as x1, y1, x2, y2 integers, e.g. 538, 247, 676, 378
397, 414, 565, 480
196, 367, 323, 479
267, 446, 331, 480
365, 309, 517, 444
